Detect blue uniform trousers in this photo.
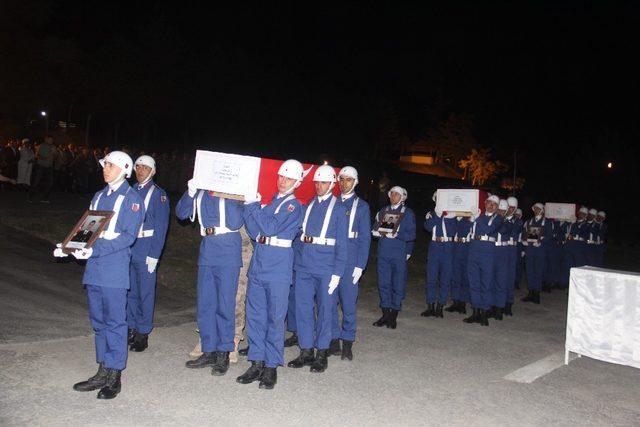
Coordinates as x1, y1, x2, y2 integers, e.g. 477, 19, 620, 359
506, 246, 517, 304
451, 243, 470, 302
425, 242, 453, 305
562, 241, 586, 284
86, 285, 128, 370
377, 256, 407, 311
331, 266, 359, 342
543, 244, 555, 284
467, 243, 494, 310
515, 244, 524, 288
286, 280, 297, 333
492, 246, 510, 308
197, 265, 240, 352
295, 271, 335, 350
549, 243, 564, 284
525, 246, 546, 291
246, 277, 290, 368
595, 245, 605, 268
127, 261, 157, 334
585, 244, 600, 266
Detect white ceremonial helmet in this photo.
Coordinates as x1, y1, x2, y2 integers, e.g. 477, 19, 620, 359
487, 195, 500, 204
432, 190, 438, 202
533, 202, 544, 212
278, 159, 305, 182
388, 185, 408, 202
507, 196, 518, 208
99, 150, 133, 178
588, 208, 598, 216
597, 211, 606, 218
338, 166, 358, 185
515, 208, 523, 216
579, 206, 589, 214
135, 155, 156, 173
314, 164, 337, 183
499, 199, 509, 211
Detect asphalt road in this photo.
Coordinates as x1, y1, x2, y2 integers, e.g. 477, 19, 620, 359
1, 222, 639, 425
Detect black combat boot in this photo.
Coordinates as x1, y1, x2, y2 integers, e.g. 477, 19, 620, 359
310, 349, 329, 373
479, 309, 489, 326
236, 361, 264, 384
259, 367, 277, 389
386, 309, 398, 329
457, 301, 467, 314
238, 346, 249, 356
127, 329, 136, 345
287, 348, 315, 368
73, 364, 109, 392
532, 290, 540, 304
185, 351, 217, 369
373, 308, 390, 327
486, 306, 496, 319
211, 352, 230, 376
284, 332, 299, 347
97, 368, 121, 400
129, 332, 148, 352
494, 307, 503, 321
341, 340, 353, 361
435, 303, 444, 318
542, 282, 552, 293
521, 290, 534, 303
329, 339, 341, 356
420, 303, 435, 317
463, 308, 479, 324
504, 303, 513, 316
445, 300, 459, 313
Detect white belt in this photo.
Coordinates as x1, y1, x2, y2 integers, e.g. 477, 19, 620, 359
138, 229, 154, 238
568, 236, 584, 241
475, 235, 496, 242
495, 241, 510, 247
99, 231, 121, 240
201, 226, 239, 237
257, 236, 292, 248
454, 237, 470, 243
587, 240, 598, 245
301, 235, 336, 246
432, 237, 453, 242
348, 231, 359, 239
506, 241, 517, 246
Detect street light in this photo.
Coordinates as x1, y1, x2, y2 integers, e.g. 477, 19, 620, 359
607, 162, 613, 169
40, 111, 47, 117
40, 110, 49, 134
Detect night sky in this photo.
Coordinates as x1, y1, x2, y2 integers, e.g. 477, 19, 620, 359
2, 1, 639, 219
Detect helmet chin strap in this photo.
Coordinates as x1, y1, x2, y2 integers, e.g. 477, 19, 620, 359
280, 179, 301, 196
342, 181, 357, 196
108, 174, 127, 189
139, 170, 155, 187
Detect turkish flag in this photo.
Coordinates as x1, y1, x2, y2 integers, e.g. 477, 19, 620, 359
258, 158, 340, 205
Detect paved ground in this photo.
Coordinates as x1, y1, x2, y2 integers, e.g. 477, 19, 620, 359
1, 211, 640, 425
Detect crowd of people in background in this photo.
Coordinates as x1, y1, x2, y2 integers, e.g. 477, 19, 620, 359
0, 136, 194, 200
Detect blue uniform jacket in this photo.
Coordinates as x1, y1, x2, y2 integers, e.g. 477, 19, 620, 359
495, 215, 514, 244
83, 182, 145, 288
339, 195, 372, 270
131, 180, 170, 263
424, 211, 458, 240
553, 220, 569, 243
375, 204, 416, 259
567, 219, 588, 240
509, 217, 523, 242
470, 213, 503, 252
175, 190, 244, 267
244, 194, 303, 283
294, 195, 349, 277
455, 217, 473, 240
523, 216, 553, 246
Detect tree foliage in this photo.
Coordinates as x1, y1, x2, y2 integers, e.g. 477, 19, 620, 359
459, 148, 507, 186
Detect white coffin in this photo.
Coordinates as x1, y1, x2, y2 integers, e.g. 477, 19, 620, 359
435, 189, 480, 216
545, 202, 576, 221
191, 150, 261, 200
565, 267, 640, 370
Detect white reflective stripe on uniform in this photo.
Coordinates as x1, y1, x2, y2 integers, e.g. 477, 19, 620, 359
302, 199, 315, 235
302, 195, 337, 242
347, 197, 359, 238
138, 185, 155, 237
219, 197, 226, 229
90, 192, 103, 210
100, 192, 126, 240
319, 196, 336, 239
138, 229, 154, 238
194, 191, 237, 236
274, 194, 295, 214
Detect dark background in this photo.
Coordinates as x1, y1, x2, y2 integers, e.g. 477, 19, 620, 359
1, 1, 638, 237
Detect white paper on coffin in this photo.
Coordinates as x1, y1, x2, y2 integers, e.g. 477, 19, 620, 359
565, 266, 640, 369
192, 150, 261, 199
545, 202, 576, 221
435, 189, 479, 215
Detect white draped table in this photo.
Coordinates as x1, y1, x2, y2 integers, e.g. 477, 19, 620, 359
565, 266, 640, 369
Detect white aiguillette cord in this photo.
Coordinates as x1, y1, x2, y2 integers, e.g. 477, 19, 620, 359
302, 195, 336, 239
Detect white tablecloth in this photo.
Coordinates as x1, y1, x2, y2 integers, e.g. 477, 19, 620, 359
565, 266, 640, 369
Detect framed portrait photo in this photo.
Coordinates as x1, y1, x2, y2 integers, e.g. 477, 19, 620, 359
61, 210, 114, 254
374, 212, 404, 234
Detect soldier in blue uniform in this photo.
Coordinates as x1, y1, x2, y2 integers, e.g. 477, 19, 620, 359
421, 191, 457, 318
446, 214, 473, 315
521, 203, 553, 304
594, 211, 607, 267
175, 176, 244, 376
488, 199, 512, 320
237, 159, 305, 389
550, 218, 569, 289
127, 155, 170, 352
562, 206, 589, 286
288, 165, 348, 374
514, 208, 525, 290
585, 208, 600, 266
504, 197, 521, 316
371, 186, 416, 329
464, 195, 503, 326
55, 151, 144, 399
329, 166, 371, 360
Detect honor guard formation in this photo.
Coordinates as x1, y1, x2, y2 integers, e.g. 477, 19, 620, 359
53, 152, 607, 396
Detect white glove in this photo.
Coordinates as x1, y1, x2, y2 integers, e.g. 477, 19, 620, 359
406, 254, 411, 260
425, 212, 433, 220
244, 192, 262, 205
328, 275, 340, 295
434, 208, 443, 217
146, 256, 158, 273
445, 211, 456, 219
386, 232, 397, 239
372, 230, 381, 237
187, 179, 198, 198
72, 247, 93, 260
352, 267, 363, 285
53, 243, 68, 258
520, 251, 525, 258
